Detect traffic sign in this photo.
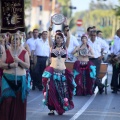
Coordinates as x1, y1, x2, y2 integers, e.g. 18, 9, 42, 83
77, 19, 83, 26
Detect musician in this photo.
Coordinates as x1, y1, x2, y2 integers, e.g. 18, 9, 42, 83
32, 31, 50, 91
26, 29, 39, 90
88, 30, 108, 94
110, 29, 120, 93
42, 18, 76, 115
0, 34, 30, 120
72, 35, 95, 95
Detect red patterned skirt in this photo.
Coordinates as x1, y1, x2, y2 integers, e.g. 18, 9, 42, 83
73, 61, 95, 96
42, 66, 76, 115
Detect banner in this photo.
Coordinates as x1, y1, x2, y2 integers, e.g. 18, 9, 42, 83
1, 0, 25, 33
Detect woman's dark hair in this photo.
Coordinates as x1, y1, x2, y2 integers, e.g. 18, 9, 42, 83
54, 32, 66, 49
80, 35, 89, 48
55, 32, 64, 40
81, 35, 88, 40
56, 30, 62, 33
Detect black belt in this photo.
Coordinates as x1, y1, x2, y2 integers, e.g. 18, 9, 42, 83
37, 56, 48, 58
89, 58, 98, 60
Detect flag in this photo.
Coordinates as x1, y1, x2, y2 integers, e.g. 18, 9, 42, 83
1, 0, 25, 33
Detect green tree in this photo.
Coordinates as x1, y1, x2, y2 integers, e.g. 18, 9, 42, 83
57, 0, 71, 18
71, 2, 115, 38
24, 0, 31, 17
114, 0, 120, 16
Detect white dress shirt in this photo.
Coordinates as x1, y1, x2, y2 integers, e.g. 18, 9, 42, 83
88, 38, 108, 58
64, 34, 79, 54
111, 36, 120, 55
26, 37, 39, 52
33, 38, 50, 57
96, 37, 109, 54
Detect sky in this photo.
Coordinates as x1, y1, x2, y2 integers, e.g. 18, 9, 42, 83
71, 0, 119, 14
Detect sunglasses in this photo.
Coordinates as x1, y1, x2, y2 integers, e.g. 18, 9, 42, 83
91, 35, 96, 36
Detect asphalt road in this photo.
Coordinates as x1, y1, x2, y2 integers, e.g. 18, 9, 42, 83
26, 65, 120, 120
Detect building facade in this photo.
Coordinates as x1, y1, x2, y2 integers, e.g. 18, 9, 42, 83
25, 0, 61, 32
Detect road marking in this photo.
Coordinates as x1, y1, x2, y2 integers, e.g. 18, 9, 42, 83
27, 94, 42, 104
81, 113, 120, 118
69, 75, 107, 120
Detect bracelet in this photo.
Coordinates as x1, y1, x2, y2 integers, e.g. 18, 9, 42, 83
67, 29, 69, 32
8, 64, 11, 69
48, 27, 52, 31
18, 62, 23, 69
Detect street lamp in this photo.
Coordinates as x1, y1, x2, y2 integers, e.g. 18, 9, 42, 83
69, 6, 77, 9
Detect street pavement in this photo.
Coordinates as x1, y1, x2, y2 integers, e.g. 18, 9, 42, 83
26, 65, 120, 120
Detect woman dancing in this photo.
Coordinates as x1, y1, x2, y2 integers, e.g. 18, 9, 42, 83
72, 35, 96, 96
42, 19, 76, 115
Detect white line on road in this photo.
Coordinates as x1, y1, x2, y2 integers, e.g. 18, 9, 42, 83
69, 75, 107, 120
27, 94, 42, 104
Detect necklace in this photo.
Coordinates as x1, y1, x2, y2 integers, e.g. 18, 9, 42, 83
11, 47, 20, 56
57, 47, 62, 59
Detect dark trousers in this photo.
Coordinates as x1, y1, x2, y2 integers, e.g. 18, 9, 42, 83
111, 64, 120, 91
29, 59, 34, 79
89, 58, 104, 90
34, 56, 48, 89
89, 58, 101, 78
48, 105, 55, 110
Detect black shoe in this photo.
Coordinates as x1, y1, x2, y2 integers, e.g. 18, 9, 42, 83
99, 89, 104, 94
38, 88, 43, 91
32, 86, 35, 90
111, 90, 117, 94
48, 110, 55, 115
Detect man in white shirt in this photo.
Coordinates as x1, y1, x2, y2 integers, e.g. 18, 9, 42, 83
63, 25, 79, 60
26, 29, 39, 52
26, 29, 40, 90
96, 30, 109, 53
88, 30, 108, 94
110, 29, 120, 94
32, 31, 50, 91
96, 30, 109, 62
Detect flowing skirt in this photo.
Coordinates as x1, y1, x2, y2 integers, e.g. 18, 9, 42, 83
0, 73, 27, 120
42, 66, 76, 115
0, 68, 3, 96
73, 61, 96, 96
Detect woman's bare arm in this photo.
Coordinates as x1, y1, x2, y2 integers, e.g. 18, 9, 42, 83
48, 20, 53, 48
24, 43, 31, 56
71, 46, 79, 55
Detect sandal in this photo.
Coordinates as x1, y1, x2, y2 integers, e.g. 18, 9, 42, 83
48, 110, 55, 115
